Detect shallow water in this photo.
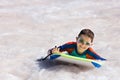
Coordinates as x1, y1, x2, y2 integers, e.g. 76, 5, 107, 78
0, 0, 120, 80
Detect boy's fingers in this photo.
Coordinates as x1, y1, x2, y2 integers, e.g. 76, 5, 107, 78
57, 48, 60, 51
52, 46, 57, 50
54, 46, 60, 51
51, 46, 60, 54
54, 48, 59, 51
53, 46, 57, 50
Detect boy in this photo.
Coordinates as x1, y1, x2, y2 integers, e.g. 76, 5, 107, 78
48, 29, 106, 60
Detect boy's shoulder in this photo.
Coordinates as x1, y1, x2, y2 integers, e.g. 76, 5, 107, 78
88, 47, 94, 52
59, 41, 76, 49
87, 47, 101, 57
87, 47, 97, 54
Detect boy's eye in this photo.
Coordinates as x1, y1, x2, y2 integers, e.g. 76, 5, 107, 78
79, 39, 84, 43
78, 38, 84, 44
78, 38, 91, 46
86, 42, 90, 46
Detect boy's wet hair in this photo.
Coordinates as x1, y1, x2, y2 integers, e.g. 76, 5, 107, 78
78, 29, 94, 42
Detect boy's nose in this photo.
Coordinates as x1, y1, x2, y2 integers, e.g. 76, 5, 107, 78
81, 43, 84, 45
81, 43, 86, 47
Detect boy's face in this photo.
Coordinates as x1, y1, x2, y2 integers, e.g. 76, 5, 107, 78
76, 35, 92, 54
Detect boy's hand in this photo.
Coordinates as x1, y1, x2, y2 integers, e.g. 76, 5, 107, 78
52, 46, 61, 54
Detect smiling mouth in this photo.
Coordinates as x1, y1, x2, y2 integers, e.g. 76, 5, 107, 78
79, 45, 85, 49
77, 47, 85, 53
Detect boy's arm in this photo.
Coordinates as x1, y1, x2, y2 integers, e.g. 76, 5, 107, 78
58, 42, 76, 52
87, 48, 106, 61
48, 42, 76, 54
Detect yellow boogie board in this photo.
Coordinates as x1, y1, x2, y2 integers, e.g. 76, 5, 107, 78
50, 53, 105, 68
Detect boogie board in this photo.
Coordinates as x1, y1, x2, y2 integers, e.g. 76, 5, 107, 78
49, 53, 105, 68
